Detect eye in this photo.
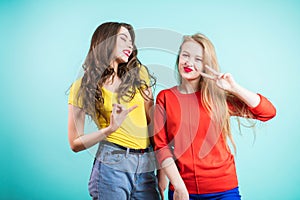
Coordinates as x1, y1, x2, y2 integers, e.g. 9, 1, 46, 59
120, 37, 126, 42
195, 58, 203, 62
181, 53, 189, 58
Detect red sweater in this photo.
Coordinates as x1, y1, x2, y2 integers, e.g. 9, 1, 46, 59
154, 86, 276, 194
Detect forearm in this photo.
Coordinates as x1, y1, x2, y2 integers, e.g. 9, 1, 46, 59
161, 157, 186, 190
231, 83, 260, 108
71, 126, 112, 152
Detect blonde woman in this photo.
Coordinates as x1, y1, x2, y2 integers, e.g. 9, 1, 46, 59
154, 33, 276, 200
68, 22, 159, 199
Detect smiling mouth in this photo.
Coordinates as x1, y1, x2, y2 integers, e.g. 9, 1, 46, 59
123, 50, 131, 57
183, 67, 193, 72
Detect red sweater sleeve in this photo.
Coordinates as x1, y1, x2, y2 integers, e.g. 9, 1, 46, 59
153, 91, 174, 165
248, 93, 276, 121
228, 93, 276, 121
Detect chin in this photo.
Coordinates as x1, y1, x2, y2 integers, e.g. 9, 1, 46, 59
117, 57, 129, 64
181, 74, 200, 81
179, 72, 190, 79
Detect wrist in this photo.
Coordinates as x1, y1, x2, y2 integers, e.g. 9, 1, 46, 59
229, 82, 241, 95
104, 125, 114, 136
172, 179, 186, 191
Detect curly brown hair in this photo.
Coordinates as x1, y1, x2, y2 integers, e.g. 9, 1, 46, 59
77, 22, 155, 120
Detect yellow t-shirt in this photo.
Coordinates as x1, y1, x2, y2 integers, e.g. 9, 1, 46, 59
68, 65, 151, 149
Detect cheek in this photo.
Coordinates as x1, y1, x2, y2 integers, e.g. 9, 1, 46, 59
116, 45, 123, 54
178, 57, 187, 64
178, 63, 185, 73
115, 47, 125, 58
115, 40, 125, 52
194, 63, 204, 72
178, 59, 186, 68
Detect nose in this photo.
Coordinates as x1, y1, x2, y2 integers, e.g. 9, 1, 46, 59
128, 42, 133, 50
185, 60, 193, 68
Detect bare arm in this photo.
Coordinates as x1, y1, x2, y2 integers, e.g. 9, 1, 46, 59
161, 158, 189, 200
229, 81, 260, 108
68, 105, 112, 152
157, 169, 169, 200
200, 65, 260, 108
68, 104, 137, 152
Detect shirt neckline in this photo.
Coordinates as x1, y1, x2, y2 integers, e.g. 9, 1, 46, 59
172, 86, 201, 96
102, 86, 117, 95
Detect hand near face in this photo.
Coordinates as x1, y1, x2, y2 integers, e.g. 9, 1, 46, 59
200, 65, 237, 92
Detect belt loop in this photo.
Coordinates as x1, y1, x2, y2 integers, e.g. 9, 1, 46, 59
125, 148, 130, 158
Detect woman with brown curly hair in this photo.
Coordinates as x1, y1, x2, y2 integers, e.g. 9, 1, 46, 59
67, 22, 159, 199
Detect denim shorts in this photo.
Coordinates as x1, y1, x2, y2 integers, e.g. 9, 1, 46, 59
168, 187, 241, 200
88, 142, 160, 200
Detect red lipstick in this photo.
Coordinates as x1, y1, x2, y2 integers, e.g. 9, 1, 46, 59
183, 67, 193, 73
123, 50, 131, 57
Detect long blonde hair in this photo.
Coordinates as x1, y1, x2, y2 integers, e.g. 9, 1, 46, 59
176, 33, 255, 153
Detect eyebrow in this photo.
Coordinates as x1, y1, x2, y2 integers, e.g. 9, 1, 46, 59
181, 51, 190, 54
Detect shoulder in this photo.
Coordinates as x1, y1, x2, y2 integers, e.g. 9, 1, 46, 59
70, 78, 82, 90
156, 87, 177, 100
69, 78, 83, 98
68, 78, 83, 107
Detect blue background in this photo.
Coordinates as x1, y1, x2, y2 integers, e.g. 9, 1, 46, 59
1, 0, 300, 199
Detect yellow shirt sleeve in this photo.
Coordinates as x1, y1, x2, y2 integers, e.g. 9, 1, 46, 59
68, 78, 83, 108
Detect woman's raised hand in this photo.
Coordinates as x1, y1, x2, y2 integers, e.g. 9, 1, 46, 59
200, 65, 237, 92
108, 103, 138, 133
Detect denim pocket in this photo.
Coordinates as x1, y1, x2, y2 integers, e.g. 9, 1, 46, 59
100, 150, 126, 165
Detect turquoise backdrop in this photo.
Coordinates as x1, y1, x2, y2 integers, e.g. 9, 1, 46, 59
1, 0, 300, 199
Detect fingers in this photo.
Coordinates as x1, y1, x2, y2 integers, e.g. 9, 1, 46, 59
112, 103, 137, 114
112, 103, 123, 114
112, 103, 118, 114
199, 72, 215, 80
217, 73, 224, 79
204, 65, 220, 76
127, 105, 138, 113
200, 65, 221, 80
223, 73, 231, 79
218, 72, 232, 80
161, 194, 164, 200
201, 65, 230, 81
